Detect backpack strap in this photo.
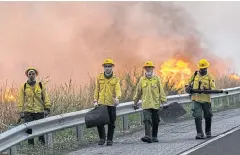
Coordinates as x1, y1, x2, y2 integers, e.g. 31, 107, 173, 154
39, 82, 44, 102
190, 71, 198, 86
193, 71, 198, 81
24, 83, 27, 96
39, 82, 43, 89
22, 83, 27, 113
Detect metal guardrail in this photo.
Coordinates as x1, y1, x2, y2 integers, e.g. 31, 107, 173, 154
1, 87, 240, 154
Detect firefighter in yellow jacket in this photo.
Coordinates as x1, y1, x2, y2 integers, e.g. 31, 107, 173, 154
93, 59, 121, 146
133, 61, 167, 143
17, 67, 51, 145
185, 59, 215, 139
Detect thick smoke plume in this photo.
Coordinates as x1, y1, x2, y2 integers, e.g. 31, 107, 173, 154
0, 2, 229, 85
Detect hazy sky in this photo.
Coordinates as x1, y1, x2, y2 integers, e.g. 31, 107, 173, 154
176, 1, 240, 73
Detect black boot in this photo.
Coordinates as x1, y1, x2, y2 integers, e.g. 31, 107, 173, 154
195, 118, 204, 139
141, 121, 152, 143
97, 126, 106, 145
205, 117, 212, 138
106, 140, 113, 146
152, 122, 159, 143
107, 124, 115, 146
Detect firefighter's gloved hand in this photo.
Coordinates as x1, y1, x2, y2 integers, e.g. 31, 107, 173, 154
185, 85, 191, 93
133, 103, 139, 110
162, 102, 169, 109
114, 98, 119, 107
44, 108, 50, 116
93, 101, 99, 107
203, 86, 210, 90
19, 112, 24, 118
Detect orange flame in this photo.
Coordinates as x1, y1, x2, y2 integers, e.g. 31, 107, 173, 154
157, 59, 240, 89
158, 59, 192, 88
1, 88, 17, 103
229, 74, 240, 80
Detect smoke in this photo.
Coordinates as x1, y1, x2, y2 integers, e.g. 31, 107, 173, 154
0, 2, 230, 85
175, 1, 240, 74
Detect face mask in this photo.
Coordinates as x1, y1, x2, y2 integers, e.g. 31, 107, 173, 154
199, 68, 207, 76
145, 70, 153, 78
104, 66, 113, 75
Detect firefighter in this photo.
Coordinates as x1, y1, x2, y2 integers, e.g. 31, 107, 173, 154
185, 59, 215, 139
133, 61, 167, 143
17, 67, 51, 145
93, 58, 121, 146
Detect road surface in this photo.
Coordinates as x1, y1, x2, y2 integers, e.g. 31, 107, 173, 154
183, 125, 240, 155
68, 108, 240, 155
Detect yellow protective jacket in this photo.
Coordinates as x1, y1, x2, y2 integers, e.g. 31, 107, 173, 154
17, 81, 51, 113
186, 72, 216, 103
133, 75, 167, 110
94, 73, 121, 106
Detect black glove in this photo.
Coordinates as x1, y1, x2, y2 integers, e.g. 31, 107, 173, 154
162, 102, 169, 109
185, 85, 191, 93
163, 105, 169, 109
44, 108, 51, 116
133, 104, 139, 110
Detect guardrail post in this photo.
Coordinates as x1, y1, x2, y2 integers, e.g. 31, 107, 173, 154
219, 97, 223, 109
217, 97, 220, 110
76, 125, 84, 141
227, 96, 230, 106
122, 115, 128, 131
7, 146, 17, 155
211, 99, 215, 110
46, 133, 53, 148
238, 94, 240, 102
233, 95, 236, 105
237, 94, 240, 103
140, 112, 144, 125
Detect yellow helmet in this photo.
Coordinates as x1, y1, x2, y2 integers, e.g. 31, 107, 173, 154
25, 67, 39, 76
143, 61, 155, 68
198, 59, 210, 69
102, 58, 115, 66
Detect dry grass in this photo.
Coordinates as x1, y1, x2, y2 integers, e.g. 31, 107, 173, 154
0, 70, 240, 132
215, 74, 240, 89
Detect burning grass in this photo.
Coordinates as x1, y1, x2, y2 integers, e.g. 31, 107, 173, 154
0, 67, 240, 132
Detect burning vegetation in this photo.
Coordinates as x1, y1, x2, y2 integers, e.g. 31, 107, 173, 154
229, 74, 240, 80
159, 59, 192, 88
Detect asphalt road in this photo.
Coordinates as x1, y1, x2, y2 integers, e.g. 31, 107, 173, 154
186, 126, 240, 155
68, 108, 240, 155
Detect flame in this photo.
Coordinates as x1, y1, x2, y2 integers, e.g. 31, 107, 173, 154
229, 74, 240, 80
1, 88, 17, 103
158, 59, 240, 89
158, 59, 192, 88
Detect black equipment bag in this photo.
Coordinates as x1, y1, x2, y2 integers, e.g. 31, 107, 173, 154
85, 105, 110, 128
158, 102, 187, 123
